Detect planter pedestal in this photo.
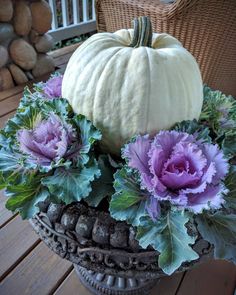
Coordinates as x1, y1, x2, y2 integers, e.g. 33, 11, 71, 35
74, 264, 158, 295
30, 202, 213, 295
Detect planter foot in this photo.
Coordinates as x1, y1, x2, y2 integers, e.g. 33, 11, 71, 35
74, 264, 158, 295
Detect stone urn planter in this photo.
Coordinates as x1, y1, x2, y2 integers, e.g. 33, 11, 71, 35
30, 201, 213, 295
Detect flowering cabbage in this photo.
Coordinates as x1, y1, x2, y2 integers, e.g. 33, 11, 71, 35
43, 75, 63, 99
123, 131, 229, 218
18, 113, 75, 167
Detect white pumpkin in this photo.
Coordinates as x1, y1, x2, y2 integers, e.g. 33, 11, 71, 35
62, 17, 203, 155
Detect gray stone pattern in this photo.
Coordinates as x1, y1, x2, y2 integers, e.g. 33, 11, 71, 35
31, 201, 214, 280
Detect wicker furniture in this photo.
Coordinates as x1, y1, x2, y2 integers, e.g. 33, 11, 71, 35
96, 0, 236, 97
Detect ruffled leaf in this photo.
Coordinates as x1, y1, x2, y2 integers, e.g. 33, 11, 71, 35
109, 168, 148, 226
4, 106, 42, 134
136, 211, 199, 275
222, 134, 236, 158
0, 172, 6, 189
5, 174, 49, 219
173, 119, 211, 143
42, 161, 101, 204
196, 212, 236, 263
85, 155, 115, 207
224, 166, 236, 209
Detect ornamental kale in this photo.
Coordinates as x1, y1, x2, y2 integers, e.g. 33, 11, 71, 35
17, 113, 76, 168
42, 75, 63, 99
0, 75, 107, 219
123, 131, 229, 217
109, 87, 236, 275
1, 78, 235, 277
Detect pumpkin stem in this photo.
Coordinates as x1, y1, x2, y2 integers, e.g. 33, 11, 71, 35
129, 16, 153, 48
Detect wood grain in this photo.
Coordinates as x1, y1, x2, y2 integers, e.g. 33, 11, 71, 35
177, 260, 236, 295
54, 269, 92, 295
151, 272, 185, 295
0, 111, 15, 129
0, 242, 72, 295
0, 215, 40, 280
0, 190, 16, 229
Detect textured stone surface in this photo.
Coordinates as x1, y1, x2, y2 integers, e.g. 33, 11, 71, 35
110, 223, 128, 248
129, 227, 142, 251
32, 54, 55, 77
0, 67, 14, 91
10, 39, 37, 70
76, 215, 96, 238
35, 34, 54, 53
47, 203, 64, 223
13, 0, 32, 36
0, 23, 15, 43
0, 0, 13, 22
92, 217, 111, 245
29, 29, 40, 44
8, 63, 28, 84
30, 0, 52, 34
0, 46, 9, 68
61, 208, 79, 230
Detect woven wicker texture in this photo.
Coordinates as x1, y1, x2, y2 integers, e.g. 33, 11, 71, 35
96, 0, 236, 97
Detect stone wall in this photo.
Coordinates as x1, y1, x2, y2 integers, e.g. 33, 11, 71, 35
0, 0, 55, 91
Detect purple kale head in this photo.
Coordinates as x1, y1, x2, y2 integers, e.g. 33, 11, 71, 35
43, 75, 63, 99
123, 131, 229, 217
17, 113, 75, 168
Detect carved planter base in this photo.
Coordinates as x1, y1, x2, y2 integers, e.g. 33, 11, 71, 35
75, 265, 158, 295
30, 201, 213, 294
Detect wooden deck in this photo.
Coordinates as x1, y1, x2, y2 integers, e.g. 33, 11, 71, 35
0, 44, 235, 295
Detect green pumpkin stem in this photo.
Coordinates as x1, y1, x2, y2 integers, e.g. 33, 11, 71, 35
129, 16, 153, 48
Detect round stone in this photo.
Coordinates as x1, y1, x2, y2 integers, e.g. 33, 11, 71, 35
29, 29, 40, 44
30, 0, 52, 34
0, 23, 15, 43
0, 0, 13, 22
75, 215, 96, 238
35, 34, 54, 53
92, 217, 111, 245
0, 46, 9, 68
13, 0, 32, 36
10, 39, 37, 70
110, 223, 128, 248
47, 203, 64, 223
61, 208, 79, 230
8, 64, 28, 85
0, 67, 14, 91
32, 54, 55, 78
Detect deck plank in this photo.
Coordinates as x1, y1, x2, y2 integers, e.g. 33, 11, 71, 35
0, 111, 15, 129
0, 215, 40, 280
54, 269, 92, 295
151, 272, 184, 295
0, 190, 16, 229
0, 242, 72, 295
177, 260, 236, 295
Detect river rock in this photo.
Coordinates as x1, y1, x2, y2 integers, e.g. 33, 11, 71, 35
13, 0, 32, 36
8, 64, 28, 84
30, 0, 52, 34
0, 68, 14, 91
10, 39, 37, 70
29, 29, 40, 44
35, 34, 54, 53
0, 0, 13, 22
0, 46, 9, 68
0, 23, 15, 43
32, 54, 55, 78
